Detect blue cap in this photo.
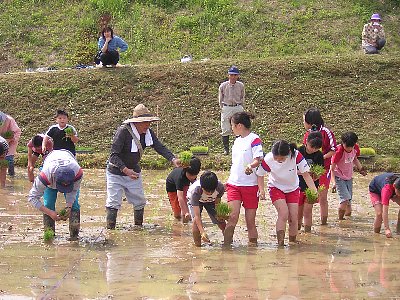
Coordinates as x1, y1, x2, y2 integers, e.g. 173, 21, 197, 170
370, 13, 381, 21
55, 166, 75, 193
227, 66, 240, 75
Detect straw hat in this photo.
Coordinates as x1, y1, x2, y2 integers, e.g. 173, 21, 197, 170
123, 104, 160, 123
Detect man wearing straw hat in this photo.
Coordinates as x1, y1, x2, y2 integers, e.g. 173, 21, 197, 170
106, 104, 180, 229
362, 13, 386, 54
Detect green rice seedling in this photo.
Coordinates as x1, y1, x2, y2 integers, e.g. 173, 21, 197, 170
63, 127, 74, 140
1, 130, 14, 139
216, 202, 232, 221
305, 186, 325, 204
43, 228, 55, 241
310, 164, 325, 177
0, 159, 9, 168
58, 208, 69, 221
360, 147, 376, 156
179, 151, 193, 167
189, 146, 209, 154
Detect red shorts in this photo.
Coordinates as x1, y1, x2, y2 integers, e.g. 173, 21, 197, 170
226, 183, 259, 209
370, 192, 382, 206
319, 169, 331, 189
269, 187, 300, 204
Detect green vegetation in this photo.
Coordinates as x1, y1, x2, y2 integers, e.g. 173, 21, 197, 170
43, 228, 55, 241
216, 202, 232, 221
0, 0, 399, 71
360, 147, 376, 156
0, 159, 9, 168
310, 164, 326, 177
305, 186, 325, 204
190, 146, 209, 154
179, 151, 193, 167
1, 131, 14, 139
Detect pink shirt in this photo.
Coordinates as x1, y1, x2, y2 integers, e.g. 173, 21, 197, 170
332, 144, 360, 180
0, 115, 21, 156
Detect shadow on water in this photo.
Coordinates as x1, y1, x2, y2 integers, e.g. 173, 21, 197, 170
1, 169, 400, 299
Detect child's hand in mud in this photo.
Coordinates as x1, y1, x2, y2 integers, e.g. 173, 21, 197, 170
201, 232, 210, 243
359, 167, 367, 176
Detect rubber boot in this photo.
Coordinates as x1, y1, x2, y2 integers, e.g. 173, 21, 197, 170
374, 226, 381, 233
338, 209, 346, 220
222, 136, 229, 155
321, 216, 328, 225
223, 225, 235, 246
69, 209, 80, 241
134, 208, 144, 226
277, 230, 285, 247
304, 225, 312, 233
106, 207, 118, 229
43, 214, 55, 232
193, 228, 202, 247
289, 235, 297, 243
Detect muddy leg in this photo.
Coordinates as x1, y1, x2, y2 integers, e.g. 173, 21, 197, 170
192, 223, 201, 247
69, 209, 80, 241
304, 225, 312, 233
106, 207, 118, 229
338, 209, 346, 220
43, 214, 55, 232
345, 202, 352, 217
277, 230, 285, 247
396, 210, 400, 234
321, 216, 328, 225
223, 226, 235, 246
289, 235, 296, 243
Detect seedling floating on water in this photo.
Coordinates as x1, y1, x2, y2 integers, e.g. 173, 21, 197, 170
1, 130, 14, 139
310, 164, 325, 177
216, 202, 232, 221
43, 228, 55, 241
305, 186, 325, 204
179, 151, 193, 168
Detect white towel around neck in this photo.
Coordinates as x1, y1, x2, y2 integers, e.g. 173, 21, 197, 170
130, 124, 153, 153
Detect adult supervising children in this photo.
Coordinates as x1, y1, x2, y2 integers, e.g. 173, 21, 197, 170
97, 26, 128, 67
219, 65, 245, 155
362, 13, 386, 54
106, 104, 180, 229
0, 111, 21, 177
27, 149, 83, 240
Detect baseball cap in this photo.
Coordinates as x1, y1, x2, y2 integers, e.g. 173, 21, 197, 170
227, 66, 240, 75
55, 166, 75, 193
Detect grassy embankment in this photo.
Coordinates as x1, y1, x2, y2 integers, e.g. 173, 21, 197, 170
1, 56, 399, 171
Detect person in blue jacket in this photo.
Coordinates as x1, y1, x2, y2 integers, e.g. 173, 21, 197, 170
97, 26, 128, 67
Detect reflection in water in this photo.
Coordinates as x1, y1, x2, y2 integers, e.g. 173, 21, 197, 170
2, 170, 400, 298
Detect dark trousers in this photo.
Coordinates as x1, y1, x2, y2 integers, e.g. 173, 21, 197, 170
100, 50, 120, 66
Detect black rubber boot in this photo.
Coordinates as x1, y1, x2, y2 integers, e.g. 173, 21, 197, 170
222, 136, 230, 155
43, 214, 55, 232
134, 208, 144, 226
106, 207, 118, 229
69, 209, 80, 241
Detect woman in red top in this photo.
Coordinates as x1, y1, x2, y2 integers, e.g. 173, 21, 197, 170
303, 108, 337, 225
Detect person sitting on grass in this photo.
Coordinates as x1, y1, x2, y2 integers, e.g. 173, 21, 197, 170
362, 13, 386, 54
188, 171, 226, 247
0, 136, 9, 188
369, 173, 400, 238
27, 134, 54, 182
166, 156, 201, 223
97, 26, 128, 67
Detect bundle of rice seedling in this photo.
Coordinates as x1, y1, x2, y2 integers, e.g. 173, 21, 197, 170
43, 228, 55, 241
58, 208, 69, 221
216, 202, 232, 221
0, 160, 9, 168
1, 130, 14, 139
310, 164, 325, 177
179, 151, 193, 168
305, 186, 325, 204
189, 146, 208, 154
360, 147, 376, 156
63, 127, 74, 140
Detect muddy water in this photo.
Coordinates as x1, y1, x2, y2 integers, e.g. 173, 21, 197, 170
1, 169, 400, 299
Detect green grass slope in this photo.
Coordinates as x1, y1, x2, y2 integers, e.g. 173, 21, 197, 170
0, 55, 399, 157
0, 0, 399, 72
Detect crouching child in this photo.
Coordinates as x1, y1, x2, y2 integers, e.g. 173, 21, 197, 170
188, 171, 226, 247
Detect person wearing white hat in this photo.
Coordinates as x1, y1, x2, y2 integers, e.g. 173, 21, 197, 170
362, 13, 386, 54
105, 104, 180, 229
